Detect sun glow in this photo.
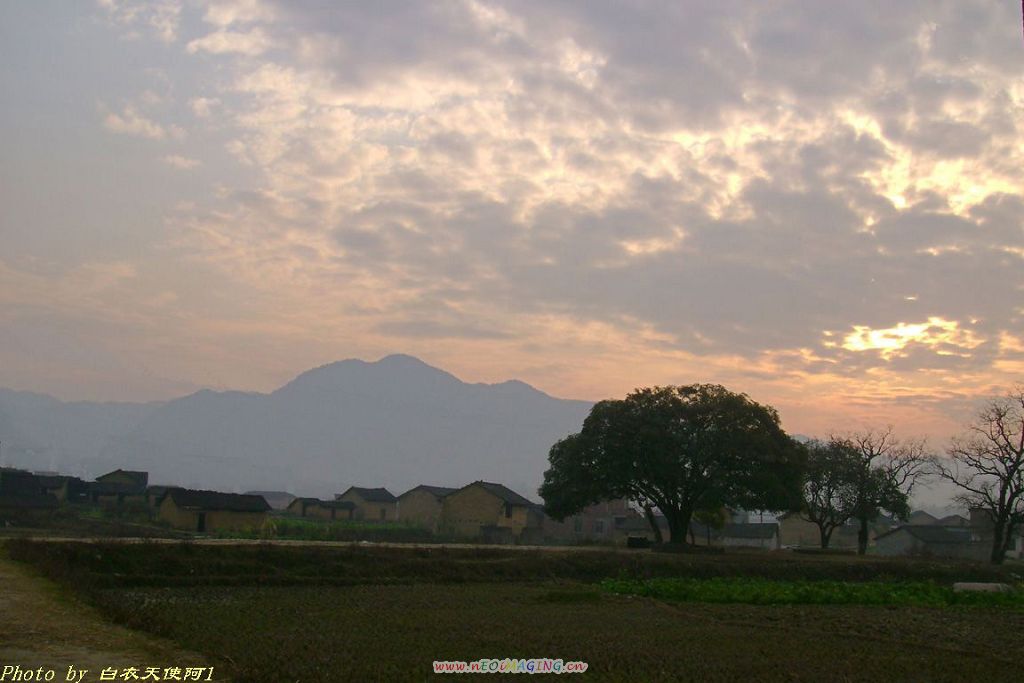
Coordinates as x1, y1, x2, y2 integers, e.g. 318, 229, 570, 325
834, 317, 982, 359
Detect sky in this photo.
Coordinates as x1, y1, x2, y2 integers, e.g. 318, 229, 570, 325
0, 0, 1022, 444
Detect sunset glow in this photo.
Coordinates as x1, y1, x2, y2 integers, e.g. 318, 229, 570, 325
1, 0, 1022, 442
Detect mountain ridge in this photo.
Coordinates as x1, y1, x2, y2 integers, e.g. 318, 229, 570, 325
0, 355, 592, 500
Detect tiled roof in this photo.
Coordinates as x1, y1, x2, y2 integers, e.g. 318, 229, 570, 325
399, 485, 458, 499
472, 481, 534, 506
878, 525, 972, 545
95, 469, 148, 493
340, 487, 398, 503
0, 470, 45, 497
166, 488, 271, 513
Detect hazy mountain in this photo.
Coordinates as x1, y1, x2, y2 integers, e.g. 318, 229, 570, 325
0, 355, 592, 500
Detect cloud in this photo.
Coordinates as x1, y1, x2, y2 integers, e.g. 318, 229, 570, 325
186, 28, 274, 56
97, 0, 181, 43
190, 97, 221, 118
163, 154, 201, 169
103, 104, 183, 140
11, 1, 1024, 436
154, 2, 1022, 380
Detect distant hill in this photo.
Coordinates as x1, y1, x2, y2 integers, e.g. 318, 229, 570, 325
0, 355, 592, 500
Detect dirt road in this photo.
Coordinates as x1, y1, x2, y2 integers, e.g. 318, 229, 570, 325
0, 554, 225, 682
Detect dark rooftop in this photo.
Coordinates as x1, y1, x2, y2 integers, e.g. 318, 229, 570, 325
878, 525, 973, 545
0, 470, 45, 497
339, 487, 398, 503
468, 481, 534, 507
166, 488, 271, 513
399, 485, 458, 499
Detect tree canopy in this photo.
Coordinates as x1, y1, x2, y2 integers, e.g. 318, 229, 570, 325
539, 384, 804, 545
800, 438, 860, 548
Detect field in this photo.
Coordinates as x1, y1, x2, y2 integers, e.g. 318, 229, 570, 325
6, 540, 1024, 682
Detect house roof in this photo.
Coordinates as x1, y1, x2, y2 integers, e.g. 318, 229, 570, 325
908, 510, 939, 525
465, 481, 534, 507
339, 486, 398, 503
722, 523, 779, 540
95, 469, 148, 493
0, 470, 45, 497
877, 525, 972, 545
399, 484, 458, 500
937, 514, 970, 527
165, 488, 271, 513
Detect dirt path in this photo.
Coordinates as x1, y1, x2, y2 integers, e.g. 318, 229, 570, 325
0, 554, 226, 682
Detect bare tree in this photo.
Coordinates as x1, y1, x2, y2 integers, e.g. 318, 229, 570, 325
936, 389, 1024, 565
840, 427, 931, 555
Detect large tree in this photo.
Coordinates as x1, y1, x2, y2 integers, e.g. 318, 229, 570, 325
800, 438, 860, 548
841, 428, 930, 555
936, 390, 1024, 565
539, 384, 804, 545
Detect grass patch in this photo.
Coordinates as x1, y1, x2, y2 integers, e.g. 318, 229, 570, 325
601, 576, 1024, 608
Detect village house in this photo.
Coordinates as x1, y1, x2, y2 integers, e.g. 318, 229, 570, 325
145, 485, 172, 508
397, 485, 457, 531
0, 468, 58, 521
35, 474, 89, 504
287, 497, 356, 521
542, 499, 633, 544
719, 522, 781, 550
335, 486, 398, 522
777, 512, 860, 549
936, 513, 971, 528
440, 481, 539, 543
89, 469, 148, 506
611, 514, 721, 547
158, 488, 271, 533
968, 508, 1024, 560
873, 524, 986, 561
245, 490, 297, 511
907, 510, 940, 525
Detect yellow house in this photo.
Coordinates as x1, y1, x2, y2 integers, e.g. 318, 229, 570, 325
287, 497, 356, 521
90, 469, 149, 506
397, 485, 456, 531
440, 481, 538, 542
335, 487, 398, 522
158, 488, 270, 533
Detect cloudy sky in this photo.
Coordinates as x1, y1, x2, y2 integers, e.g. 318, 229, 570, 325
1, 0, 1021, 440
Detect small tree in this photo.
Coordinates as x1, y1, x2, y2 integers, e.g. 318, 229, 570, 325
800, 438, 859, 548
691, 505, 729, 546
936, 389, 1024, 565
539, 384, 805, 545
841, 428, 930, 555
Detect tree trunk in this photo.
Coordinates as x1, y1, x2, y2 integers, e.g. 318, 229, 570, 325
665, 508, 693, 545
857, 516, 869, 556
991, 518, 1008, 565
819, 525, 832, 549
643, 504, 663, 545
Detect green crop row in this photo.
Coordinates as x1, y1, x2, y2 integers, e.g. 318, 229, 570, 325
601, 576, 1024, 608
